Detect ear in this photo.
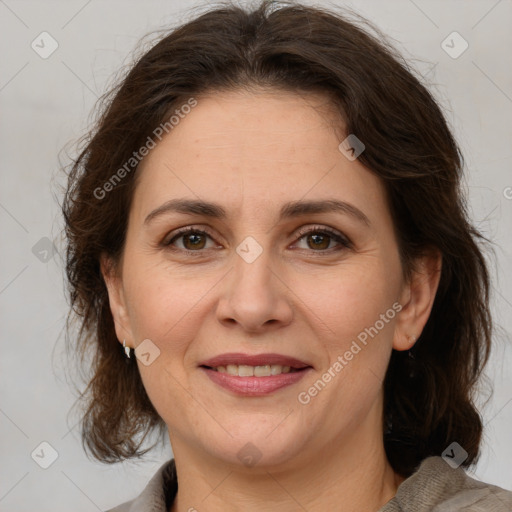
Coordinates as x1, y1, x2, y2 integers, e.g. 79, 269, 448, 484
100, 254, 133, 349
393, 248, 442, 351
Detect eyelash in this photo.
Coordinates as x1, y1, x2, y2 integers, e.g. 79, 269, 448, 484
162, 225, 352, 256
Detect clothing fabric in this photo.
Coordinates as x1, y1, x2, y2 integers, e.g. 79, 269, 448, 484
106, 455, 512, 511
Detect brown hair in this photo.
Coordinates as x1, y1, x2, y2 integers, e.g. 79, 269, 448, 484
62, 0, 492, 477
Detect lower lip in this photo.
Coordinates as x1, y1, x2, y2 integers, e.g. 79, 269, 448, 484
201, 367, 312, 396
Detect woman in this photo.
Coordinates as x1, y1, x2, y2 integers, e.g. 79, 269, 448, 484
62, 1, 512, 510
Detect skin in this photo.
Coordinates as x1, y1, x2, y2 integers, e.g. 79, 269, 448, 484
103, 89, 441, 512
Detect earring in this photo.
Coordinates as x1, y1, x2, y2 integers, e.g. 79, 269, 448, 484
123, 340, 132, 359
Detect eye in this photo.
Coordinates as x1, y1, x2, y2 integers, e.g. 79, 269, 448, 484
163, 227, 217, 252
293, 226, 352, 252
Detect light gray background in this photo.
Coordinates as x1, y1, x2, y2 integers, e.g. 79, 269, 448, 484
1, 0, 511, 510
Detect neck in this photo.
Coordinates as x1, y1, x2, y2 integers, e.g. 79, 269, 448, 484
169, 420, 403, 512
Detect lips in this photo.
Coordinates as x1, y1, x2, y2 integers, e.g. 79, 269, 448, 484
199, 352, 312, 370
199, 352, 313, 396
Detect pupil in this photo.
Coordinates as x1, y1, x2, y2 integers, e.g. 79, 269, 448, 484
309, 234, 329, 250
186, 234, 204, 249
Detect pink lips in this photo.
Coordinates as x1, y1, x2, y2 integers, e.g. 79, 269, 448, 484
200, 352, 311, 369
199, 352, 313, 396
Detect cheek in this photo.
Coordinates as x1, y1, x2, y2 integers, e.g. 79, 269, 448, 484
291, 258, 400, 349
294, 262, 399, 426
121, 255, 214, 352
125, 262, 211, 420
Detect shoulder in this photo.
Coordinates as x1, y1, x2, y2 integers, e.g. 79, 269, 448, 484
380, 456, 512, 511
105, 459, 177, 512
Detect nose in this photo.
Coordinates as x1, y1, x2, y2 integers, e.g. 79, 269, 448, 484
215, 246, 294, 334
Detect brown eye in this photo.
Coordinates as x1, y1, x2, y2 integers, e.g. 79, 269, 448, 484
164, 228, 215, 252
294, 227, 352, 252
182, 232, 207, 250
306, 233, 331, 250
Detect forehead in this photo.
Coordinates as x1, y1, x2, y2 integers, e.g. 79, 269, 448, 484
131, 89, 388, 224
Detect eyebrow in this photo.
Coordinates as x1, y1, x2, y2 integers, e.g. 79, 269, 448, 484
144, 198, 371, 227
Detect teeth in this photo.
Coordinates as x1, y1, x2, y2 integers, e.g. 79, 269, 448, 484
238, 365, 254, 377
226, 364, 240, 376
213, 364, 295, 376
254, 365, 271, 377
270, 365, 281, 375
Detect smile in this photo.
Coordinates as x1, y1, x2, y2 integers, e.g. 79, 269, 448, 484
199, 352, 313, 396
206, 364, 301, 376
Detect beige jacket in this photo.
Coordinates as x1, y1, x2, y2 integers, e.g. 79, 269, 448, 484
107, 456, 512, 511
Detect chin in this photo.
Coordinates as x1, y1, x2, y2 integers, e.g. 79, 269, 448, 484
199, 421, 309, 470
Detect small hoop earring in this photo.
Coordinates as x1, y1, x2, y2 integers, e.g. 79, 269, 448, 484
123, 340, 132, 359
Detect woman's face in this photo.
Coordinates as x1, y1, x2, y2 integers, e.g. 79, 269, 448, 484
106, 89, 414, 469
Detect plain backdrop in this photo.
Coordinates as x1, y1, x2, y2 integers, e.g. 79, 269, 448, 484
0, 0, 511, 510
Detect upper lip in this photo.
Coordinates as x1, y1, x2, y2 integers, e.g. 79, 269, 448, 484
200, 353, 312, 369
